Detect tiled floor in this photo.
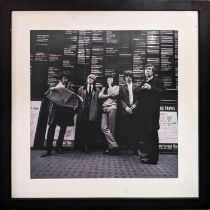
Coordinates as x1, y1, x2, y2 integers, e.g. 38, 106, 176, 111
31, 150, 178, 178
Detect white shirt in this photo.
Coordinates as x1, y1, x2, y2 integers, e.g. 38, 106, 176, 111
127, 82, 133, 105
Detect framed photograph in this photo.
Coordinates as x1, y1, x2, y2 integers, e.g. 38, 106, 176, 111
0, 0, 210, 209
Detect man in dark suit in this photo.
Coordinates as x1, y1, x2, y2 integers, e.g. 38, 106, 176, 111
119, 71, 139, 155
41, 74, 75, 157
75, 74, 100, 153
137, 64, 165, 164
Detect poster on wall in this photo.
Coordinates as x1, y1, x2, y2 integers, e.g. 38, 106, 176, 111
45, 115, 77, 148
159, 103, 178, 152
30, 101, 42, 147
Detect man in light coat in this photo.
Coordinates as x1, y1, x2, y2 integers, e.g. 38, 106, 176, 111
75, 74, 100, 153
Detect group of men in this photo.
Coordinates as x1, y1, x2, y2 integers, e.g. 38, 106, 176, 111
41, 64, 165, 164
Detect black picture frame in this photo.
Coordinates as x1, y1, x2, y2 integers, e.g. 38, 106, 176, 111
0, 0, 210, 209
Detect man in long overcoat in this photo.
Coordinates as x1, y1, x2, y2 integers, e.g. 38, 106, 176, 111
137, 64, 165, 164
75, 74, 100, 153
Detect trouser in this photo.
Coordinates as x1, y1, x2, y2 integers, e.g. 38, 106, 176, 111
80, 120, 96, 150
101, 109, 118, 149
120, 114, 138, 148
46, 122, 67, 153
140, 129, 159, 162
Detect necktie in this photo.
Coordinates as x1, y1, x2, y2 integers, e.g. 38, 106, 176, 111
88, 85, 91, 94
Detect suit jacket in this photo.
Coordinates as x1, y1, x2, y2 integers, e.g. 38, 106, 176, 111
137, 77, 165, 131
119, 83, 139, 115
77, 86, 100, 122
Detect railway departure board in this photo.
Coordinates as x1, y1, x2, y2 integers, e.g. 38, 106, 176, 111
31, 30, 178, 99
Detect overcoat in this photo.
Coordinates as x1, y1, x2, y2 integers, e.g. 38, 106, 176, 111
77, 86, 100, 122
137, 77, 165, 131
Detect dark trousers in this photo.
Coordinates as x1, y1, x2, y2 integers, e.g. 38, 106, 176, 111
140, 129, 159, 163
80, 120, 96, 150
120, 114, 138, 148
46, 122, 67, 154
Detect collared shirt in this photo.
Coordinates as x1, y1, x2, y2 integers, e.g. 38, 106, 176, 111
146, 75, 153, 83
127, 82, 133, 105
87, 84, 93, 94
55, 81, 65, 89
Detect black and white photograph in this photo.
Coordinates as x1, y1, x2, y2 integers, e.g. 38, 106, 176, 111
0, 0, 209, 207
11, 11, 199, 199
30, 30, 178, 179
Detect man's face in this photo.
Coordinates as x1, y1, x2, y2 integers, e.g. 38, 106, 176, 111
87, 76, 94, 85
125, 75, 132, 84
145, 67, 153, 78
61, 76, 69, 85
107, 77, 113, 85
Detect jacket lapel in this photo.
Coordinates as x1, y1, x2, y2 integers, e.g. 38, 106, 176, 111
124, 84, 129, 94
132, 83, 135, 91
92, 90, 95, 98
90, 90, 96, 113
82, 88, 87, 109
83, 88, 87, 98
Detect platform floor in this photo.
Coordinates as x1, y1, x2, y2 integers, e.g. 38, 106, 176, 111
31, 150, 178, 179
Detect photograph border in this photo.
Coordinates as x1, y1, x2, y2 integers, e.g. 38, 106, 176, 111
1, 0, 210, 209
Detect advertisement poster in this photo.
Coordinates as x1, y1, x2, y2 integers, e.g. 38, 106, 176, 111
30, 101, 42, 147
45, 115, 77, 147
159, 104, 178, 152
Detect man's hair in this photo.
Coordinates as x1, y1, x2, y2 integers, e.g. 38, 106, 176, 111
86, 74, 96, 81
145, 64, 156, 73
123, 71, 134, 81
105, 73, 114, 79
103, 73, 116, 94
86, 74, 96, 87
59, 73, 70, 81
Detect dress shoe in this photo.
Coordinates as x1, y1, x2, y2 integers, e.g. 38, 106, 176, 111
103, 148, 120, 155
103, 149, 110, 155
140, 157, 158, 164
83, 146, 91, 153
41, 152, 51, 157
134, 149, 141, 156
111, 147, 120, 155
139, 152, 148, 159
128, 148, 134, 156
56, 147, 64, 154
